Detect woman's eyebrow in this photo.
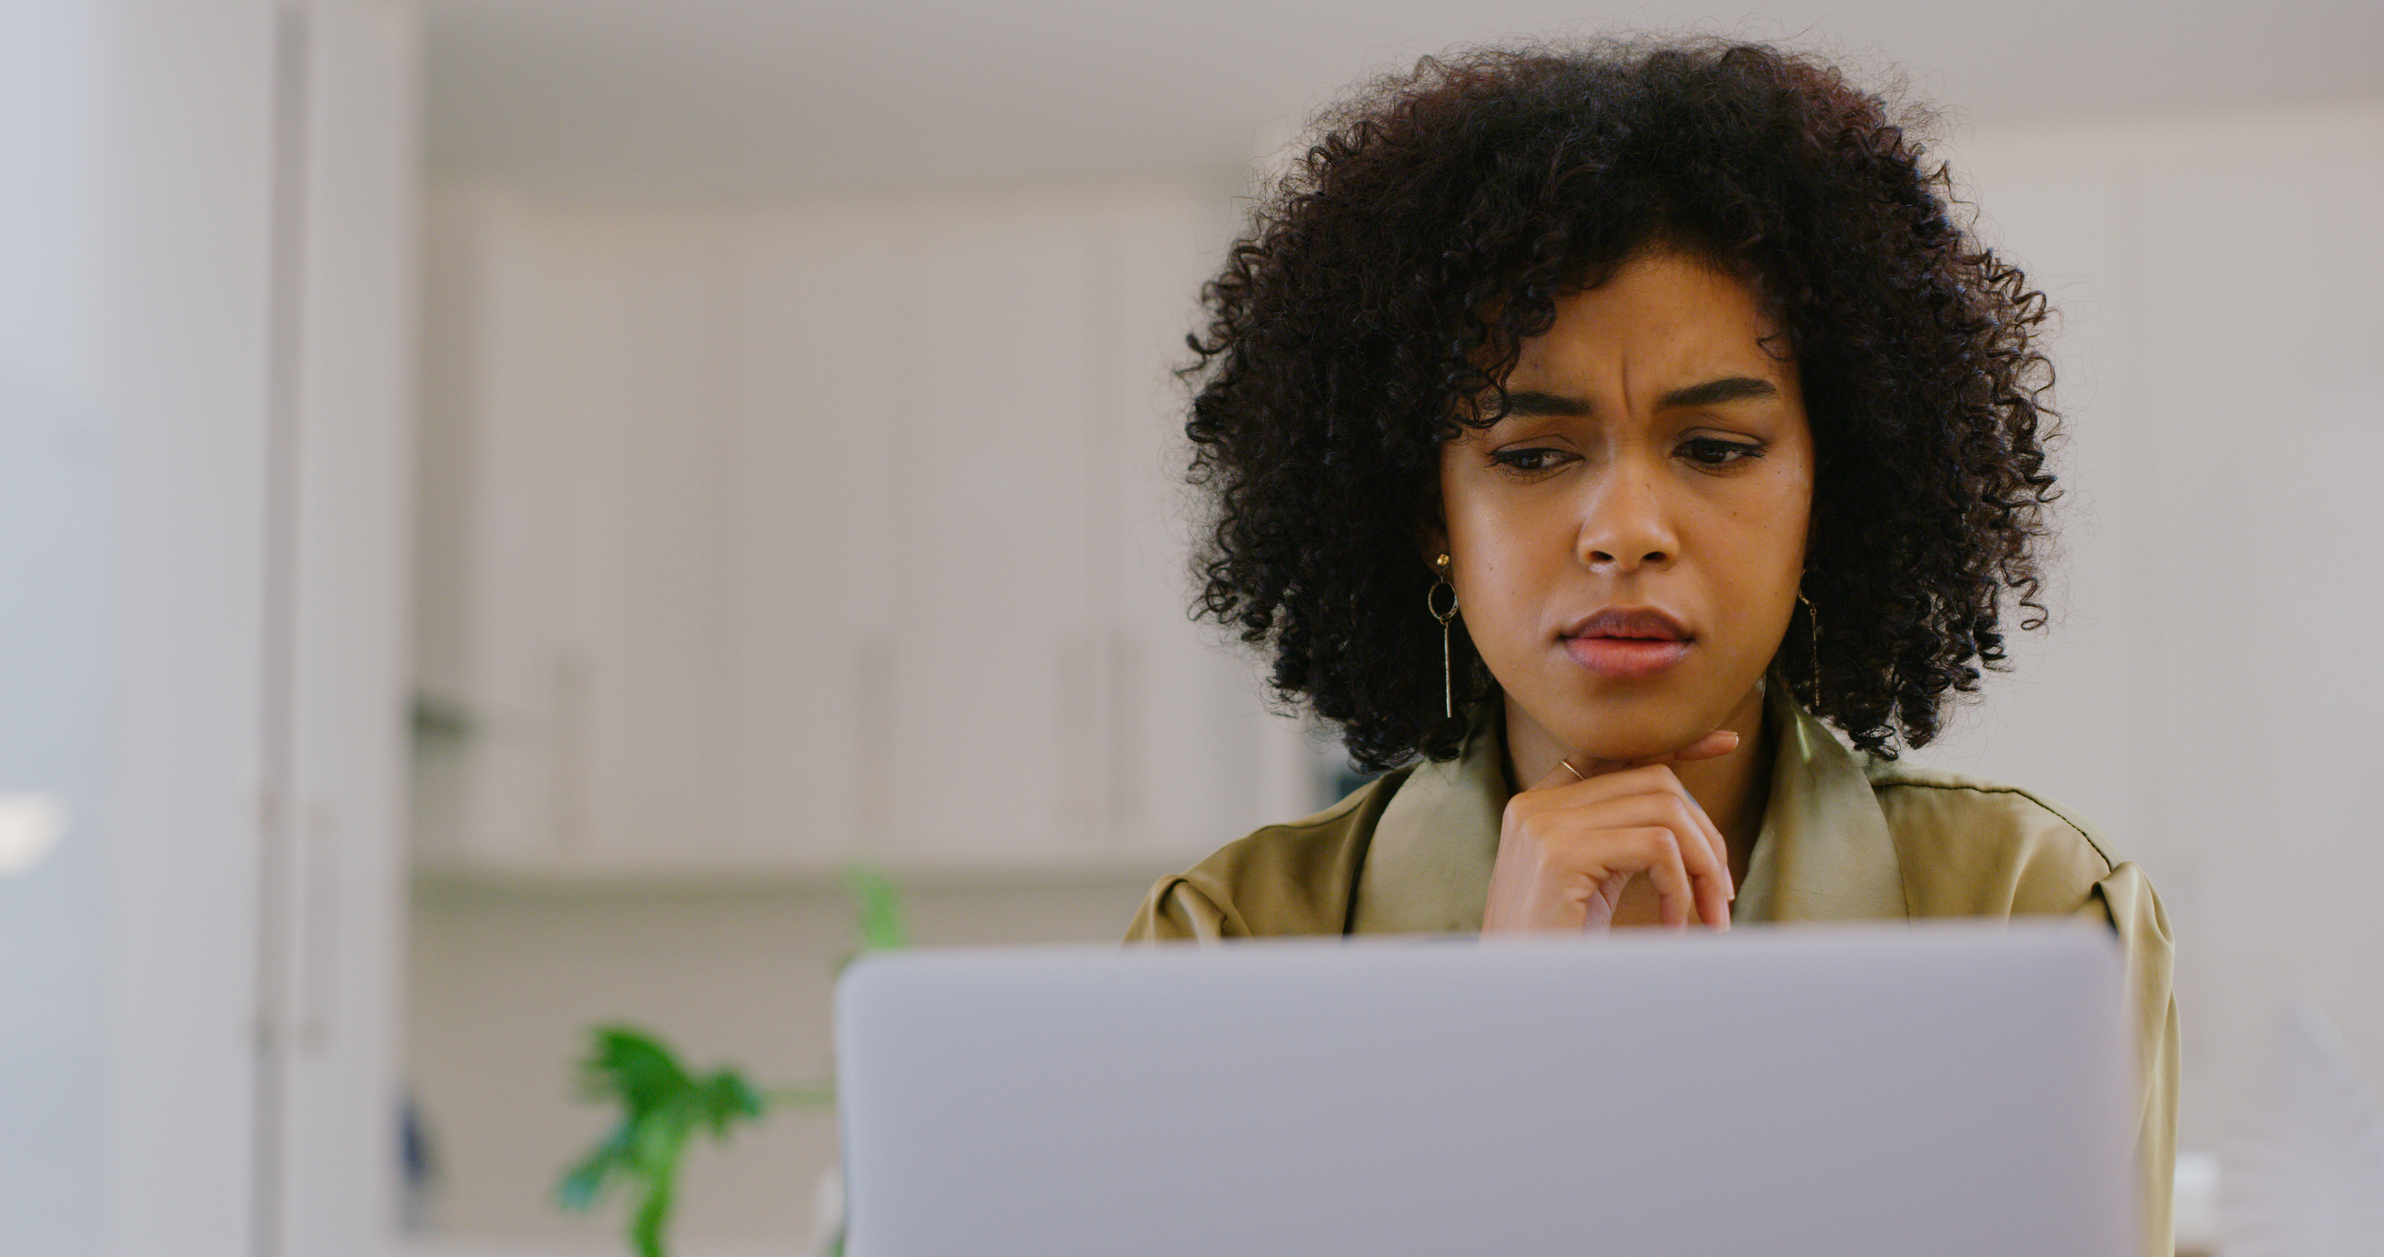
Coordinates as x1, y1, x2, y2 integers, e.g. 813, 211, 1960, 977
1659, 376, 1777, 409
1502, 389, 1592, 417
1500, 378, 1776, 418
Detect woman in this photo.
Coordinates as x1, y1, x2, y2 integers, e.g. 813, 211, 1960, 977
1126, 38, 2176, 1254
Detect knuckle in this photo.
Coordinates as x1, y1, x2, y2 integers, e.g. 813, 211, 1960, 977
1626, 827, 1671, 861
1511, 810, 1559, 849
1660, 803, 1711, 854
1652, 826, 1690, 864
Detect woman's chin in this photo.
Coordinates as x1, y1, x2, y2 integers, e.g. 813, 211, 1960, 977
1566, 734, 1692, 763
1538, 689, 1742, 763
1547, 717, 1702, 764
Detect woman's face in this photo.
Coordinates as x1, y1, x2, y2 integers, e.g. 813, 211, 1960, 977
1437, 251, 1814, 762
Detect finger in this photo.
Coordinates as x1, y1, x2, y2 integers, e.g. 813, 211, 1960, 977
1523, 760, 1684, 803
1623, 826, 1693, 929
1513, 758, 1670, 819
1541, 765, 1734, 907
1693, 836, 1732, 931
1558, 791, 1732, 929
1623, 728, 1740, 769
1537, 728, 1741, 791
1674, 783, 1735, 912
1621, 765, 1736, 912
1652, 795, 1731, 930
1660, 808, 1729, 931
1524, 751, 1613, 795
1625, 734, 1740, 908
1569, 821, 1692, 928
1525, 759, 1586, 795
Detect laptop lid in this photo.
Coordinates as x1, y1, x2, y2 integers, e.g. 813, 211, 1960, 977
836, 921, 2132, 1257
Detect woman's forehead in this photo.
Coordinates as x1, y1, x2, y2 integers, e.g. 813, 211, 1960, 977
1505, 256, 1794, 402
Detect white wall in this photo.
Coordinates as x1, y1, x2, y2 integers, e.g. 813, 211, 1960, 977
1920, 102, 2384, 1153
0, 0, 282, 1246
0, 6, 117, 1247
0, 3, 421, 1254
270, 7, 424, 1256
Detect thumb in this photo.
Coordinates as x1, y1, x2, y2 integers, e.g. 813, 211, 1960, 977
1530, 728, 1742, 791
1627, 728, 1740, 769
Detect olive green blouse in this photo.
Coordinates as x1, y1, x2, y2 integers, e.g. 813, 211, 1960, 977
1127, 686, 2178, 1257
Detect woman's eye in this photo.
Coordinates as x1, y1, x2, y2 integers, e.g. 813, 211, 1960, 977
1489, 447, 1573, 474
1678, 437, 1764, 467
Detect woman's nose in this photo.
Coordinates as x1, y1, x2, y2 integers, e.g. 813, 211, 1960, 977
1576, 464, 1678, 574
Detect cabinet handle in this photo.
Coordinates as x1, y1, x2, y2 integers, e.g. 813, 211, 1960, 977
295, 803, 339, 1052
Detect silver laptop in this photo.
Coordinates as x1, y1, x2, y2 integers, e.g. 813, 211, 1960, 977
835, 921, 2133, 1257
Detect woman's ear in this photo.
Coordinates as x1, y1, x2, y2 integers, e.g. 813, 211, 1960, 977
1416, 465, 1451, 569
1415, 520, 1450, 572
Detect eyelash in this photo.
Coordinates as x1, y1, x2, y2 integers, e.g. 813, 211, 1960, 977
1679, 437, 1766, 467
1488, 438, 1767, 475
1487, 447, 1574, 474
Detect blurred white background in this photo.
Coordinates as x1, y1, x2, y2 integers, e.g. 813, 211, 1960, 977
2, 1, 2380, 1255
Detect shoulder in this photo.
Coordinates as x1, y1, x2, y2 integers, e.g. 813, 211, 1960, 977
1855, 753, 2176, 1244
1125, 768, 1411, 942
1861, 758, 2123, 918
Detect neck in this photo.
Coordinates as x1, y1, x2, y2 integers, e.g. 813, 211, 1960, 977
1502, 683, 1772, 881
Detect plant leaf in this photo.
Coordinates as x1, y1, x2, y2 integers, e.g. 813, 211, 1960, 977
556, 1128, 630, 1213
579, 1025, 696, 1112
694, 1069, 767, 1137
628, 1120, 689, 1257
558, 1024, 783, 1257
845, 863, 911, 952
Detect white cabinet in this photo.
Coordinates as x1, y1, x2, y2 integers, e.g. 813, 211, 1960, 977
722, 219, 899, 868
881, 214, 1104, 862
414, 184, 1319, 879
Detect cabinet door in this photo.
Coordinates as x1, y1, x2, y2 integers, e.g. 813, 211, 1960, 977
417, 188, 1326, 877
877, 210, 1102, 862
416, 195, 574, 873
543, 226, 736, 870
1092, 193, 1321, 859
722, 215, 899, 867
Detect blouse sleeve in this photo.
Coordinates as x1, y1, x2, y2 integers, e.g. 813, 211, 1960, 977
2078, 860, 2178, 1257
1121, 794, 1384, 943
1878, 773, 2179, 1257
1124, 876, 1238, 943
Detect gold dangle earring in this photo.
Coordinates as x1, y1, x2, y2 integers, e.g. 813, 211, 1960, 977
1797, 588, 1821, 699
1429, 553, 1460, 720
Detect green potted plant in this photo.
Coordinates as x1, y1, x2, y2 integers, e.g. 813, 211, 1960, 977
557, 865, 908, 1257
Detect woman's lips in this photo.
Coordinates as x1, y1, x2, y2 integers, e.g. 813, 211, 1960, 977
1562, 607, 1693, 679
1565, 635, 1691, 678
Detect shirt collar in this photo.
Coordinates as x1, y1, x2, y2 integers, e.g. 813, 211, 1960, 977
1350, 683, 1907, 933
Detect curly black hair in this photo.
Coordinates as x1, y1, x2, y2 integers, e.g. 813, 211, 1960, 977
1183, 37, 2058, 773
